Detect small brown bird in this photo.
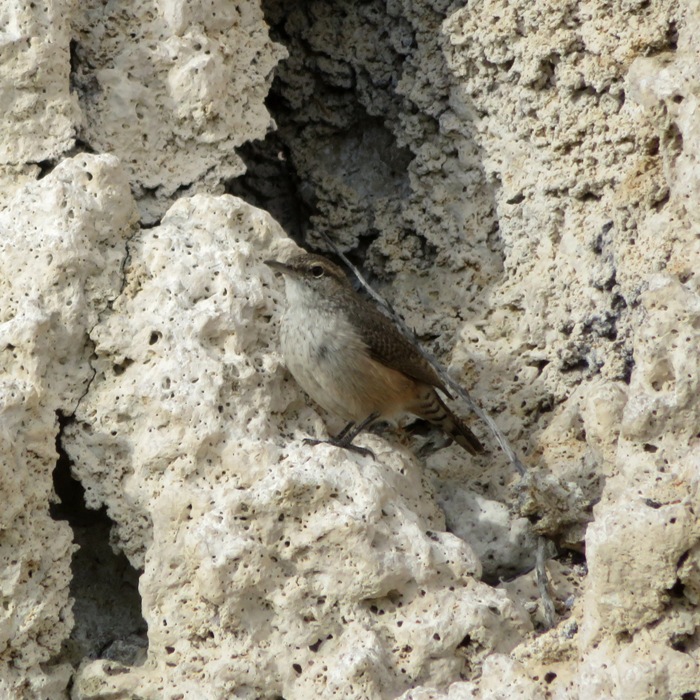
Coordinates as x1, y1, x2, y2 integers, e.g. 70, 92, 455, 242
266, 251, 483, 458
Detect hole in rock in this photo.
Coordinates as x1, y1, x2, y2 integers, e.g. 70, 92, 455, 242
228, 136, 309, 244
558, 548, 587, 570
667, 578, 685, 599
578, 190, 602, 203
670, 631, 696, 653
457, 634, 472, 649
664, 121, 683, 155
35, 160, 56, 180
50, 411, 148, 667
611, 293, 627, 312
112, 358, 134, 376
677, 550, 690, 568
560, 356, 589, 373
621, 350, 635, 384
228, 0, 414, 273
666, 21, 679, 51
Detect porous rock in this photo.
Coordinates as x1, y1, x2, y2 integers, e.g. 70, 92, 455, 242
0, 0, 80, 164
0, 154, 137, 697
70, 0, 286, 222
64, 193, 531, 698
2, 0, 700, 697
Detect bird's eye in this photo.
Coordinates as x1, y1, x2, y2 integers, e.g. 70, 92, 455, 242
310, 265, 325, 278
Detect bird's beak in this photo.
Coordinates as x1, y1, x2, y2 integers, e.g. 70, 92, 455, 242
264, 259, 291, 275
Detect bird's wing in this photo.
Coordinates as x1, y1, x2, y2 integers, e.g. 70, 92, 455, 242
354, 296, 450, 394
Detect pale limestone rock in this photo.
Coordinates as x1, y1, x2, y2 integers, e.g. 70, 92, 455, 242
576, 635, 700, 700
65, 194, 531, 698
0, 164, 41, 208
3, 0, 700, 697
0, 154, 137, 697
261, 0, 700, 695
432, 482, 537, 580
63, 194, 298, 566
71, 0, 287, 221
0, 0, 80, 163
582, 500, 698, 640
397, 654, 546, 700
438, 0, 700, 695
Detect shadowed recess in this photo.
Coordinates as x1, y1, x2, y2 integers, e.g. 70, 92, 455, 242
50, 411, 148, 667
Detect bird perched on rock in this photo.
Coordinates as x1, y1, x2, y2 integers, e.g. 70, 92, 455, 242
266, 251, 483, 458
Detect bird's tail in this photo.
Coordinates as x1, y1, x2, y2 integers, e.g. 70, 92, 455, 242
412, 389, 484, 455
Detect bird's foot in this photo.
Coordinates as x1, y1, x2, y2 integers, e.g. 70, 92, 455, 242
303, 437, 375, 460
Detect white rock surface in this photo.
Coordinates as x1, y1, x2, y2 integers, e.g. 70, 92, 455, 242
0, 0, 80, 163
62, 193, 531, 698
0, 154, 137, 697
1, 0, 699, 698
70, 0, 286, 221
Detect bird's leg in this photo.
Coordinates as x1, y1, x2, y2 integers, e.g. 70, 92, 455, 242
335, 412, 380, 446
303, 421, 355, 450
332, 421, 356, 442
304, 412, 380, 459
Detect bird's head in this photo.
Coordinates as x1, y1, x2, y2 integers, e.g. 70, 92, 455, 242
265, 252, 352, 304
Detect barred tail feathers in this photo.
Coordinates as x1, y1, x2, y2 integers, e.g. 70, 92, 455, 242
412, 389, 484, 455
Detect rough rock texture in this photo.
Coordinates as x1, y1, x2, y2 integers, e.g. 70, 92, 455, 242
1, 0, 700, 698
62, 194, 530, 698
9, 0, 284, 222
0, 155, 138, 697
0, 0, 80, 164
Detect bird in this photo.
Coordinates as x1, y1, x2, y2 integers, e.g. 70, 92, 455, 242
265, 251, 484, 458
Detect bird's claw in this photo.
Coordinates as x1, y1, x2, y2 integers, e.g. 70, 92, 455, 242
303, 437, 376, 460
